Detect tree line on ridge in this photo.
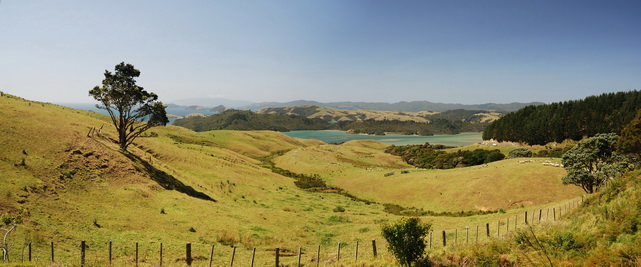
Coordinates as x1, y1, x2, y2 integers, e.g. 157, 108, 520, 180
483, 90, 641, 145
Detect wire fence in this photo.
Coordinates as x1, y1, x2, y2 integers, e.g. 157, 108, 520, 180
3, 197, 583, 266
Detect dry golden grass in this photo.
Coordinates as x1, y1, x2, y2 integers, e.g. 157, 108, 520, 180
0, 93, 582, 266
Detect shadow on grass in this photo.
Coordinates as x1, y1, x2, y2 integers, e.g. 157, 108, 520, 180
123, 152, 216, 202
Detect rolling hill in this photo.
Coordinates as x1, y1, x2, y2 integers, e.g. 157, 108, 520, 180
0, 92, 582, 266
174, 106, 501, 136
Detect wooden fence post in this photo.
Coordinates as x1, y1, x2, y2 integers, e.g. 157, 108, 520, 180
186, 243, 192, 266
250, 247, 256, 267
539, 209, 542, 223
275, 248, 280, 267
231, 246, 236, 267
316, 245, 321, 267
372, 240, 377, 257
28, 242, 32, 262
135, 242, 139, 267
355, 241, 359, 261
476, 225, 479, 243
109, 241, 112, 265
80, 241, 86, 267
525, 211, 528, 225
429, 231, 432, 249
553, 208, 556, 221
559, 206, 562, 218
547, 208, 550, 221
51, 241, 54, 263
515, 214, 518, 229
507, 217, 510, 232
297, 247, 302, 267
160, 243, 163, 267
486, 223, 490, 237
465, 226, 469, 244
442, 230, 446, 247
337, 242, 341, 262
455, 229, 458, 244
209, 245, 215, 267
497, 220, 500, 238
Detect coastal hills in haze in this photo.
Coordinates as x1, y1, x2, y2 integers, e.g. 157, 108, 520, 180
168, 97, 543, 112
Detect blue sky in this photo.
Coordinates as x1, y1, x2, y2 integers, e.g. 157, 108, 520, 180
1, 1, 640, 105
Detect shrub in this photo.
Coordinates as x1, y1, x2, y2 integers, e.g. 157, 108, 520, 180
507, 148, 533, 158
333, 206, 346, 212
381, 217, 431, 267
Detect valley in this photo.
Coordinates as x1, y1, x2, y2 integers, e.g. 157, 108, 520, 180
0, 93, 583, 266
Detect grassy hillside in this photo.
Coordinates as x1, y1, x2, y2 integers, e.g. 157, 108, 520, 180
258, 105, 502, 124
258, 105, 435, 122
0, 93, 582, 266
429, 170, 641, 266
175, 107, 497, 136
273, 144, 582, 212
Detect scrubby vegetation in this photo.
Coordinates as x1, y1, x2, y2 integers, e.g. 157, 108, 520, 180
386, 143, 505, 169
381, 217, 431, 267
507, 148, 532, 158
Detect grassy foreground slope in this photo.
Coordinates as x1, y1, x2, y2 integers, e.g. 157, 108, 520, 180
0, 93, 582, 266
0, 94, 397, 265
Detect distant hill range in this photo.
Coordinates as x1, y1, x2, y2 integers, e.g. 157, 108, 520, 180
167, 98, 543, 113
174, 105, 500, 136
242, 100, 543, 112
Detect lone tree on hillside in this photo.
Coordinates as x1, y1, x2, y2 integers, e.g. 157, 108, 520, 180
562, 133, 632, 193
89, 62, 168, 151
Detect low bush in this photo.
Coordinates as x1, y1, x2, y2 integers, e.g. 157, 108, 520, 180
507, 148, 532, 158
381, 217, 432, 267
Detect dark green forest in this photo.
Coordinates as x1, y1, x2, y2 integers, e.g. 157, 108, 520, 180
175, 109, 490, 135
173, 110, 331, 132
483, 90, 641, 145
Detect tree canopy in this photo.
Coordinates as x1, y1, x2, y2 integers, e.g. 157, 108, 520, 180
483, 91, 641, 145
616, 109, 641, 159
562, 133, 632, 193
89, 62, 168, 151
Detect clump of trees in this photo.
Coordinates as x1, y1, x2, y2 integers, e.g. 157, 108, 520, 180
507, 148, 533, 158
174, 110, 331, 132
89, 62, 168, 151
562, 133, 632, 193
483, 91, 641, 145
381, 217, 431, 267
386, 143, 504, 169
